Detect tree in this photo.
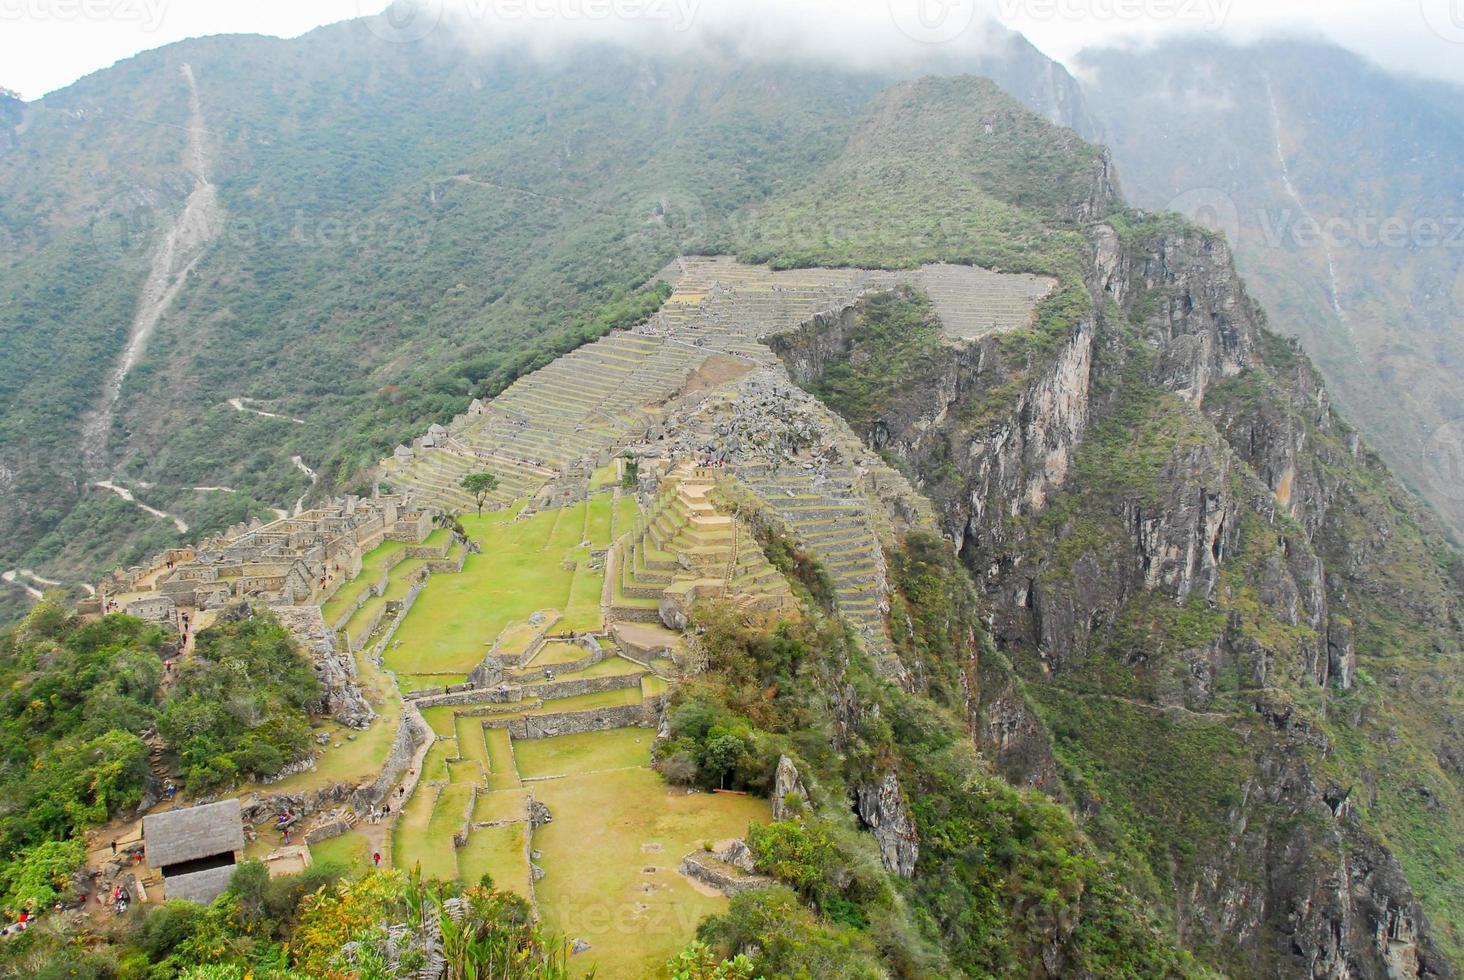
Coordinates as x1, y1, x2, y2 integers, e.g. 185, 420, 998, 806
460, 472, 500, 514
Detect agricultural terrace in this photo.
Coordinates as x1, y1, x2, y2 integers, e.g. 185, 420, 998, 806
304, 487, 769, 978
384, 497, 614, 683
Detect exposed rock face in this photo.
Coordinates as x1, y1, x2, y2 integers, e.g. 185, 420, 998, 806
273, 604, 375, 729
855, 771, 919, 879
771, 755, 810, 821
780, 218, 1462, 975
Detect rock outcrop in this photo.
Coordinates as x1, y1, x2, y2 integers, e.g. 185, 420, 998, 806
855, 771, 919, 879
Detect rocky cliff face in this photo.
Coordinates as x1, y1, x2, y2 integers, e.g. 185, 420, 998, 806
775, 215, 1464, 975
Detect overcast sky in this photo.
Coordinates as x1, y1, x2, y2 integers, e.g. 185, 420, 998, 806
1, 0, 1461, 101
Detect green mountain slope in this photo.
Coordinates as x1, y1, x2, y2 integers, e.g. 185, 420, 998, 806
1079, 38, 1464, 548
758, 78, 1464, 975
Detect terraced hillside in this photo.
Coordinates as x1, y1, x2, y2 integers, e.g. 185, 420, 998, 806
385, 256, 1043, 676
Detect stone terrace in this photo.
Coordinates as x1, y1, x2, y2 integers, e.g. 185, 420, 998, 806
385, 257, 1040, 677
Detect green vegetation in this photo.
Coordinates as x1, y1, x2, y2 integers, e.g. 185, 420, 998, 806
460, 471, 501, 514
805, 287, 947, 432
386, 502, 611, 677
667, 599, 1200, 978
160, 616, 321, 791
0, 861, 573, 978
0, 600, 319, 902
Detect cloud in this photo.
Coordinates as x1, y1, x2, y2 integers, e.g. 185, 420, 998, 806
366, 0, 1012, 74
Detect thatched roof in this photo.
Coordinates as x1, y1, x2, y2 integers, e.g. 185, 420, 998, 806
143, 799, 244, 867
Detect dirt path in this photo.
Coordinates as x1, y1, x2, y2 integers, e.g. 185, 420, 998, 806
94, 480, 189, 534
291, 455, 319, 515
80, 62, 221, 477
1, 571, 43, 600
227, 397, 306, 425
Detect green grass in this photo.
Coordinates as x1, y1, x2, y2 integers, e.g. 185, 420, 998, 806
513, 727, 653, 779
419, 704, 462, 738
562, 556, 606, 633
321, 539, 411, 625
576, 657, 647, 679
529, 641, 593, 668
614, 495, 640, 539
385, 506, 605, 676
586, 494, 614, 545
459, 823, 531, 897
397, 673, 465, 693
309, 830, 375, 875
473, 787, 529, 824
533, 766, 770, 979
484, 728, 520, 790
455, 714, 490, 778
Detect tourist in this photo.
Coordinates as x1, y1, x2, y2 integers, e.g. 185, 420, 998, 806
110, 839, 117, 855
165, 781, 176, 800
373, 851, 382, 867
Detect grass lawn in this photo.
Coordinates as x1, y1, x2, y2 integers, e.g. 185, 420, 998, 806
586, 494, 614, 545
321, 539, 410, 625
310, 830, 375, 875
533, 767, 770, 979
473, 787, 529, 823
255, 651, 402, 795
385, 507, 584, 676
577, 657, 648, 679
395, 783, 471, 881
530, 641, 593, 668
514, 727, 652, 779
455, 714, 490, 776
459, 824, 531, 897
420, 704, 461, 738
549, 502, 590, 551
614, 495, 639, 540
561, 556, 605, 633
641, 675, 669, 698
484, 729, 520, 790
398, 673, 466, 692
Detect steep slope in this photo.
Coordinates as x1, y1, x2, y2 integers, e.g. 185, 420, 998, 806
762, 78, 1464, 976
0, 15, 1099, 624
1079, 37, 1464, 546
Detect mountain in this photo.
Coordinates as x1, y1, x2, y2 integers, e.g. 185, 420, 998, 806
0, 15, 1092, 625
1077, 37, 1464, 547
1, 12, 1462, 979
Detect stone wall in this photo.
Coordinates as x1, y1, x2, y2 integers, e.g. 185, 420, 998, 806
408, 667, 643, 711
365, 703, 432, 806
485, 698, 664, 740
